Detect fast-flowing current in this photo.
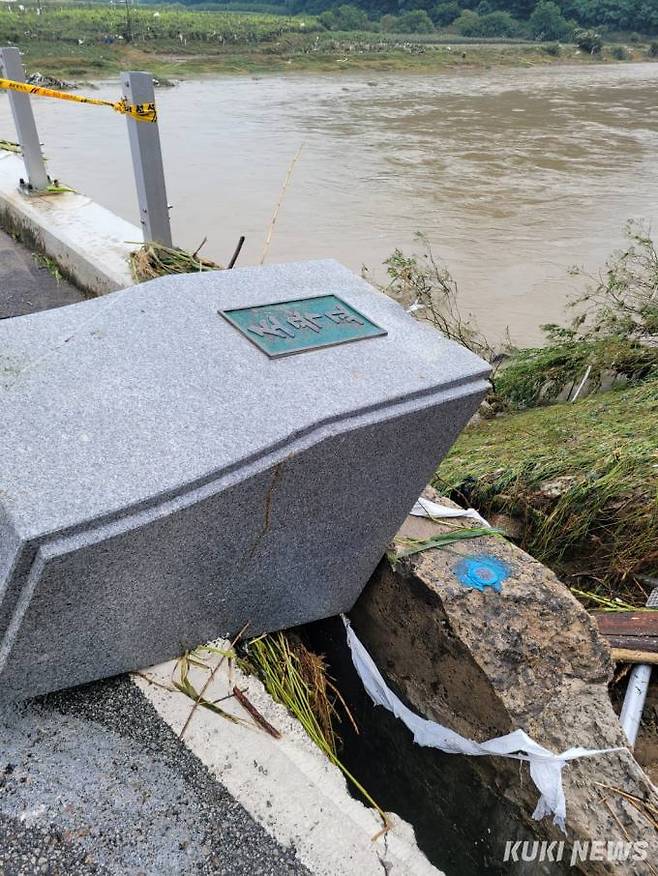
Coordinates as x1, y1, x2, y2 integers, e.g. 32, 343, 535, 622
2, 61, 657, 343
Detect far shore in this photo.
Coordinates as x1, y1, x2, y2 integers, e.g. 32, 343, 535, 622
13, 37, 658, 81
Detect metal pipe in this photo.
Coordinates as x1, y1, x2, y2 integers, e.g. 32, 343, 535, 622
620, 663, 652, 747
619, 586, 657, 747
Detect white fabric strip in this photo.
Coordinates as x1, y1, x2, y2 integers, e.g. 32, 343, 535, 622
342, 616, 622, 832
410, 497, 491, 528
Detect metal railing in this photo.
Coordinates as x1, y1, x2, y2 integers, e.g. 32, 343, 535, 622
0, 46, 172, 246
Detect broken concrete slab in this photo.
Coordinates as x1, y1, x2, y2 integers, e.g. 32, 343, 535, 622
0, 260, 489, 699
349, 488, 658, 874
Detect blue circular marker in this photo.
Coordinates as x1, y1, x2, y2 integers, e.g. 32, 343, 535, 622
454, 555, 510, 593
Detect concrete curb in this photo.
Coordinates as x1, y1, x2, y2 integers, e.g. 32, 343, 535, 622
135, 653, 440, 876
0, 152, 139, 296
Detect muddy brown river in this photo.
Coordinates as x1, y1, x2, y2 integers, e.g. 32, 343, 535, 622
2, 62, 658, 343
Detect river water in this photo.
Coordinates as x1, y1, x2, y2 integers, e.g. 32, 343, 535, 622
2, 62, 658, 343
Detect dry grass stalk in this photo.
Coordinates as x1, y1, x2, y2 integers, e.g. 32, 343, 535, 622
259, 143, 304, 266
130, 240, 221, 283
178, 621, 250, 739
242, 630, 390, 837
594, 782, 658, 831
232, 685, 281, 739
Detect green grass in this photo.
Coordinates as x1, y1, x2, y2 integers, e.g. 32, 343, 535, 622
240, 631, 390, 832
436, 379, 658, 605
0, 6, 317, 47
494, 336, 658, 409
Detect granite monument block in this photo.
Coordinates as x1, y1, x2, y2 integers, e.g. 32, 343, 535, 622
0, 260, 490, 698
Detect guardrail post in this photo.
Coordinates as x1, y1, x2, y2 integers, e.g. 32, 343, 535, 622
122, 71, 172, 246
0, 46, 49, 192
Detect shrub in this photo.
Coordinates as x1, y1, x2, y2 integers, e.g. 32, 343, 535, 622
453, 8, 519, 37
542, 42, 561, 56
398, 0, 434, 12
431, 1, 460, 26
328, 4, 368, 30
495, 222, 658, 408
574, 28, 603, 54
611, 45, 628, 60
382, 236, 496, 366
397, 8, 434, 31
529, 0, 571, 41
567, 220, 658, 341
318, 9, 335, 29
453, 9, 481, 36
380, 12, 399, 31
479, 10, 519, 37
649, 41, 658, 57
383, 221, 658, 411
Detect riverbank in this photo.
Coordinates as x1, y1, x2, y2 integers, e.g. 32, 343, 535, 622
381, 218, 658, 608
1, 7, 656, 79
434, 372, 658, 786
15, 39, 658, 80
2, 39, 538, 79
436, 377, 658, 606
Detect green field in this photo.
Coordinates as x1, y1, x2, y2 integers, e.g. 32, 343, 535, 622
0, 3, 653, 78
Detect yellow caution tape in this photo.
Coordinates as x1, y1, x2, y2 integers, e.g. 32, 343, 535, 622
0, 78, 157, 123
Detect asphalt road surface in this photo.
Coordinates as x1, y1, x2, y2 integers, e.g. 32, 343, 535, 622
0, 676, 310, 875
0, 228, 85, 320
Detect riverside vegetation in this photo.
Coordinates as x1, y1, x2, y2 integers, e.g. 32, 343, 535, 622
0, 1, 656, 78
384, 223, 658, 610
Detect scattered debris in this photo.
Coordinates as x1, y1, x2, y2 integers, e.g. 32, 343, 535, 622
239, 630, 389, 835
391, 527, 504, 561
232, 685, 282, 739
0, 139, 21, 154
174, 649, 250, 730
227, 234, 245, 269
595, 609, 658, 655
571, 590, 642, 611
178, 623, 249, 739
612, 649, 658, 665
26, 72, 77, 90
260, 143, 305, 265
594, 782, 658, 832
240, 631, 353, 760
129, 240, 221, 282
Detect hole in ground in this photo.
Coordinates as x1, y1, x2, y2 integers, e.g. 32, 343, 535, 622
301, 616, 570, 876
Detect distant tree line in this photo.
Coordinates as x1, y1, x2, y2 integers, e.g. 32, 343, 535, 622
174, 0, 658, 37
